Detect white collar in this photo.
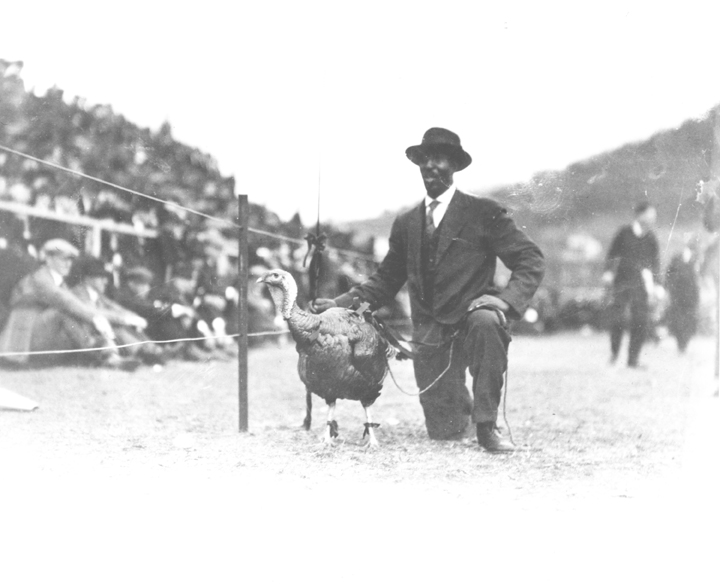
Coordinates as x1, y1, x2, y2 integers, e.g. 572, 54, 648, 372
425, 183, 455, 208
48, 268, 64, 287
86, 285, 99, 303
632, 221, 644, 237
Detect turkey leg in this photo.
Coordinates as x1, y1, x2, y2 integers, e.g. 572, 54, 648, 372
362, 404, 380, 448
302, 390, 312, 430
323, 401, 338, 445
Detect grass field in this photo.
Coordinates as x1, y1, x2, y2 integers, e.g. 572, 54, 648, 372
1, 331, 718, 584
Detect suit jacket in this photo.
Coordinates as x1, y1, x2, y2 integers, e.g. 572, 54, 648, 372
335, 190, 545, 324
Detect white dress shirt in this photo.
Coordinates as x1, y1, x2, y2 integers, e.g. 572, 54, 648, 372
48, 268, 64, 287
424, 183, 455, 227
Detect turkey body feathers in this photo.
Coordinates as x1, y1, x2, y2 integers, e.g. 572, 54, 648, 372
290, 307, 389, 406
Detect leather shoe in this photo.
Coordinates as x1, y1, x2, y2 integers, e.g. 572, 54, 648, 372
476, 422, 515, 453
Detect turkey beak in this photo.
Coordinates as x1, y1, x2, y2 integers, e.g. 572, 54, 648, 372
256, 276, 265, 284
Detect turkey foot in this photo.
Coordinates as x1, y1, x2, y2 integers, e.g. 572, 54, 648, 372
362, 405, 380, 448
321, 403, 338, 445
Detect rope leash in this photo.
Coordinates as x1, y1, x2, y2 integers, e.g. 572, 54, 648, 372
386, 337, 456, 396
501, 366, 513, 445
380, 304, 514, 441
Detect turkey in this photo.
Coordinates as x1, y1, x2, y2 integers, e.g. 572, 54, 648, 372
257, 269, 393, 447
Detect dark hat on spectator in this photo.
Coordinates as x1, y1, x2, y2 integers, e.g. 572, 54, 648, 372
124, 266, 154, 284
406, 127, 472, 171
40, 238, 80, 259
73, 256, 112, 279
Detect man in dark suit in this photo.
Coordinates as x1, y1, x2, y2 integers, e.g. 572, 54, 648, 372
311, 128, 545, 452
602, 201, 660, 368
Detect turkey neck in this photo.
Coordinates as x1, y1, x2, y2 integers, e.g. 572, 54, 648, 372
268, 281, 321, 342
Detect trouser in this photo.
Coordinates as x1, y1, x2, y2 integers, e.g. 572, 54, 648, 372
30, 309, 108, 365
413, 309, 512, 440
31, 309, 101, 352
609, 283, 649, 366
668, 305, 698, 353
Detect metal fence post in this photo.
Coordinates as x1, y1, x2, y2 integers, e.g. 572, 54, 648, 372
238, 194, 249, 431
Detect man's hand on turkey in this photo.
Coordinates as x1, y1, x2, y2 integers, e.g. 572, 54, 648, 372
309, 298, 337, 314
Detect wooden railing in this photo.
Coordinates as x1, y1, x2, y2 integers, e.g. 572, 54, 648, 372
0, 199, 158, 256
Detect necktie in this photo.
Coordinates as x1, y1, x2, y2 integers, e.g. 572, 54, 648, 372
425, 200, 439, 237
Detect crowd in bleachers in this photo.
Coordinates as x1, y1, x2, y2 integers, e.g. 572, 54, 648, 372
0, 58, 394, 366
0, 211, 241, 369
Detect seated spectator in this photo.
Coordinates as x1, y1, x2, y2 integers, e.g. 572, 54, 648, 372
192, 229, 238, 355
68, 257, 166, 366
0, 239, 138, 369
0, 215, 39, 331
113, 266, 211, 361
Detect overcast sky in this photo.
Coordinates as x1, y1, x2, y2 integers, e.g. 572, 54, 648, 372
2, 1, 720, 223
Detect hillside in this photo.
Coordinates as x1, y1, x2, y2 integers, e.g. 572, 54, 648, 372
344, 109, 716, 240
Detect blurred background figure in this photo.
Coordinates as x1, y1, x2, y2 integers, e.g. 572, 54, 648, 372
113, 265, 210, 361
602, 201, 661, 368
664, 234, 701, 354
0, 239, 136, 369
191, 228, 238, 356
0, 213, 38, 332
68, 256, 165, 366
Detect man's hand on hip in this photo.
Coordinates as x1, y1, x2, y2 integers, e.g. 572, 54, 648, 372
309, 298, 337, 314
468, 294, 510, 315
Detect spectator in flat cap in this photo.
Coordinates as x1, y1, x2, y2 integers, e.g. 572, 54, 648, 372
69, 257, 166, 366
0, 240, 137, 369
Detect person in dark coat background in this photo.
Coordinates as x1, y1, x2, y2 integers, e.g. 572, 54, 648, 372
69, 257, 164, 366
113, 266, 209, 361
310, 128, 545, 452
664, 236, 700, 354
602, 201, 661, 368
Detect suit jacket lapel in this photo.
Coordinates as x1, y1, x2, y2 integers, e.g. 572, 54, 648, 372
408, 201, 423, 280
435, 190, 470, 262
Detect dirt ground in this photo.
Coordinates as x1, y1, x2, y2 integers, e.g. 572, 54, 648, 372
2, 331, 718, 585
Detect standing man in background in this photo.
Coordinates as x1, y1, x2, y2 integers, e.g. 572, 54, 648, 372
664, 235, 700, 354
310, 128, 545, 452
603, 201, 661, 368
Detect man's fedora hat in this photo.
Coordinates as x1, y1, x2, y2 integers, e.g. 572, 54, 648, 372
406, 127, 472, 171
